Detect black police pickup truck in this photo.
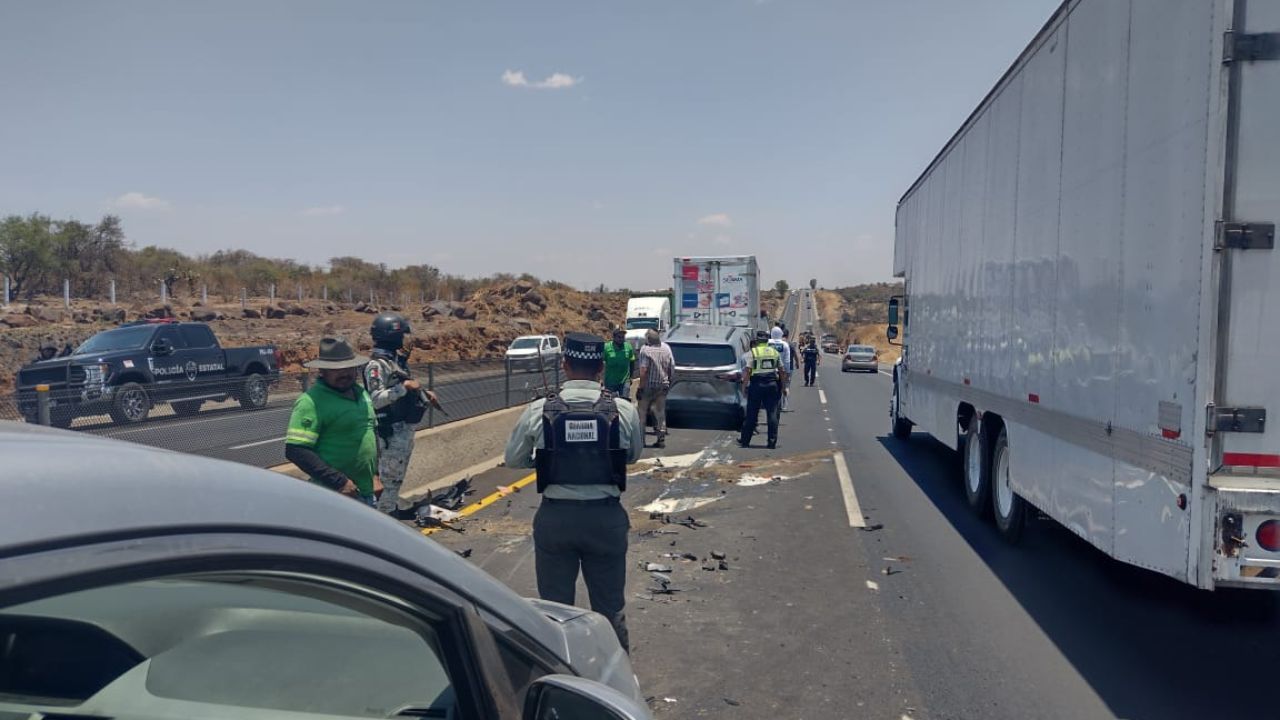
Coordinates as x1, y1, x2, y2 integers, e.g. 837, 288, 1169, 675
15, 320, 280, 427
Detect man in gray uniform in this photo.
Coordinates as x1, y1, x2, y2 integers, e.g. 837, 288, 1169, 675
504, 331, 643, 652
364, 312, 437, 515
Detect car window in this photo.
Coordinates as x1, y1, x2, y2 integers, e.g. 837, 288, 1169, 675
509, 338, 540, 350
153, 326, 188, 350
669, 343, 736, 368
548, 337, 559, 349
0, 574, 457, 719
178, 324, 217, 348
75, 325, 156, 355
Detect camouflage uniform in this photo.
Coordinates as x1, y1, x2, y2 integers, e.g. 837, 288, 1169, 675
364, 350, 417, 513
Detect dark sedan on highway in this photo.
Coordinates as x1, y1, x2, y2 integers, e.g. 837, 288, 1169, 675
0, 421, 650, 720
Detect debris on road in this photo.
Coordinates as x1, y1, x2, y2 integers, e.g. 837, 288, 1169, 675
702, 562, 717, 571
663, 552, 699, 561
862, 523, 885, 532
882, 566, 901, 576
638, 529, 680, 538
644, 562, 673, 573
724, 698, 741, 707
710, 550, 727, 560
415, 504, 462, 524
718, 559, 729, 571
638, 496, 722, 514
417, 516, 465, 533
883, 555, 912, 563
667, 515, 708, 529
455, 548, 472, 558
425, 477, 474, 511
866, 580, 880, 591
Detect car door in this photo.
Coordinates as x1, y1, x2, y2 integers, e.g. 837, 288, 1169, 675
0, 531, 529, 719
177, 324, 227, 397
146, 325, 189, 402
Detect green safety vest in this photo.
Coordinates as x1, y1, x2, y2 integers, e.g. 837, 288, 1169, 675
750, 345, 781, 376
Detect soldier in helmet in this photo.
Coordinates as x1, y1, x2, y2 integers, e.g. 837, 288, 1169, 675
504, 332, 644, 652
365, 312, 437, 515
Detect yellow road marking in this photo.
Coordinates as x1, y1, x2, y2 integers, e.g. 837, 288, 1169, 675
420, 471, 537, 536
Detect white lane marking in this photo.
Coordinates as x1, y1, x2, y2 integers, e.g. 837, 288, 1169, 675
230, 436, 285, 450
833, 451, 865, 527
878, 369, 892, 377
819, 389, 828, 405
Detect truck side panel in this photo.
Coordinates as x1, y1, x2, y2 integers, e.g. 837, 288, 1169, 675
896, 0, 1219, 583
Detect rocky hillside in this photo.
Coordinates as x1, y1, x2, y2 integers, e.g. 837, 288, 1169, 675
814, 282, 903, 362
0, 279, 630, 394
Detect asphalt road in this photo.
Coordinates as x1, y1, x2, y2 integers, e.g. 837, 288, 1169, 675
51, 363, 557, 467
424, 287, 1280, 720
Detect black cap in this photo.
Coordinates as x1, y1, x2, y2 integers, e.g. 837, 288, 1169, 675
755, 330, 770, 342
564, 332, 605, 361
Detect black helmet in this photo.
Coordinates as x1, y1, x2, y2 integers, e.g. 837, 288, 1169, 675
371, 312, 411, 348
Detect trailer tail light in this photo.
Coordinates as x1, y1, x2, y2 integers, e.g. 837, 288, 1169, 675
1256, 520, 1280, 552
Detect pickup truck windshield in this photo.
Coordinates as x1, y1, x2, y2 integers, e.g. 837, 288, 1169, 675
626, 318, 660, 330
669, 343, 736, 368
75, 326, 155, 355
508, 338, 541, 350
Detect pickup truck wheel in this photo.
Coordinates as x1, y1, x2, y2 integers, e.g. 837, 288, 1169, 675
962, 420, 991, 517
991, 428, 1027, 544
172, 400, 202, 417
110, 383, 151, 424
238, 374, 269, 410
890, 378, 911, 440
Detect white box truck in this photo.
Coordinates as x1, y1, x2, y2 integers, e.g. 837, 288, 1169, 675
888, 0, 1280, 590
673, 256, 762, 330
624, 296, 672, 349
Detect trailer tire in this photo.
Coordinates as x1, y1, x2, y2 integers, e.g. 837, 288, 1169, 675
890, 376, 911, 440
991, 428, 1026, 543
109, 383, 151, 425
962, 419, 990, 517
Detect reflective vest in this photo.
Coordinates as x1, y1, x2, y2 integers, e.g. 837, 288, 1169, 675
534, 391, 628, 493
750, 345, 782, 379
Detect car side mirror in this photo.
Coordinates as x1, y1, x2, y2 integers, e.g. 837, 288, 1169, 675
523, 675, 652, 720
153, 339, 174, 356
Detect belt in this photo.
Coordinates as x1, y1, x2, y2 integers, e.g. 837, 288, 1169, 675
543, 496, 621, 506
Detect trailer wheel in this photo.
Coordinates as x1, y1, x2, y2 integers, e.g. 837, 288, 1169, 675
991, 427, 1026, 543
962, 419, 990, 517
890, 376, 911, 440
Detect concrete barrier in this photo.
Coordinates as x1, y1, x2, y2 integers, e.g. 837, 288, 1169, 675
270, 404, 525, 501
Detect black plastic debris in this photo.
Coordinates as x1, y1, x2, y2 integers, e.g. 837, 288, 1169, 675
710, 550, 727, 560
718, 559, 729, 571
416, 515, 465, 532
427, 477, 474, 512
862, 523, 885, 532
701, 562, 717, 571
724, 698, 741, 707
456, 548, 473, 558
665, 515, 708, 529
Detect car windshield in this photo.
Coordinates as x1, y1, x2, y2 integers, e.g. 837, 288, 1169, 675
75, 325, 155, 354
508, 338, 541, 350
626, 318, 660, 330
669, 343, 737, 368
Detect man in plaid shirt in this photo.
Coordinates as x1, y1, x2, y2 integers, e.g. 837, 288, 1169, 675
635, 329, 676, 448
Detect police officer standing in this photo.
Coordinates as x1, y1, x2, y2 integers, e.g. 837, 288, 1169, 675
739, 329, 786, 449
802, 336, 821, 386
365, 312, 438, 515
504, 332, 643, 652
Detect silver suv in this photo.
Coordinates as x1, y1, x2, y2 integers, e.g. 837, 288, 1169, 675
664, 324, 753, 429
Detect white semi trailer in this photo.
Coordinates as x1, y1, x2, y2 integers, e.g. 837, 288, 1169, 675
888, 0, 1280, 589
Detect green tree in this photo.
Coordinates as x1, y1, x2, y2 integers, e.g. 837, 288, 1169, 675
0, 213, 57, 298
774, 279, 789, 296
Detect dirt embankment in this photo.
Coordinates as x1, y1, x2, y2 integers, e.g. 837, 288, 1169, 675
814, 284, 902, 363
0, 279, 630, 393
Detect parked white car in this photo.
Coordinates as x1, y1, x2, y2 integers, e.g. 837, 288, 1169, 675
505, 334, 561, 373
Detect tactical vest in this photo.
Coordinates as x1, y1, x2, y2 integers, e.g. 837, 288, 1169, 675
534, 391, 628, 493
369, 355, 427, 430
803, 347, 819, 363
750, 345, 781, 380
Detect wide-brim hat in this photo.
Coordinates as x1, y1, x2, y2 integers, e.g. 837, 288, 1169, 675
304, 336, 370, 369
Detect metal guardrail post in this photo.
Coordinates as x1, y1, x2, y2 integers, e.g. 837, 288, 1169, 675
504, 358, 511, 407
427, 363, 435, 429
36, 385, 50, 426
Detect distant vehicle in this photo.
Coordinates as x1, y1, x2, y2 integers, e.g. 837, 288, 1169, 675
821, 334, 840, 355
672, 255, 762, 331
0, 421, 648, 719
504, 334, 561, 373
15, 319, 279, 427
888, 0, 1280, 590
664, 323, 753, 429
841, 345, 878, 373
624, 296, 672, 349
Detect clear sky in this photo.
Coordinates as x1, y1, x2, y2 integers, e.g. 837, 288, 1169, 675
1, 0, 1061, 291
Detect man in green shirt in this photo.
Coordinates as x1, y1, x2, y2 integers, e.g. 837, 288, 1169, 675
285, 336, 382, 506
602, 327, 636, 400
